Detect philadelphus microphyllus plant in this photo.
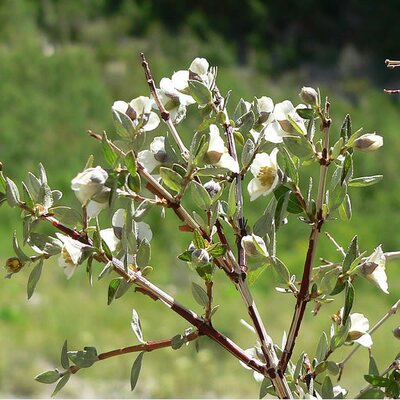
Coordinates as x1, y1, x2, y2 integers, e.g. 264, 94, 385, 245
2, 54, 400, 400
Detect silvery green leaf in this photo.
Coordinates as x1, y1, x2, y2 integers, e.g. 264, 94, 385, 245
236, 110, 255, 134
133, 201, 152, 222
160, 167, 183, 192
327, 361, 340, 375
342, 282, 354, 325
283, 136, 314, 159
331, 137, 344, 160
253, 198, 276, 237
51, 373, 70, 397
38, 182, 53, 209
28, 172, 41, 200
22, 182, 34, 208
340, 114, 352, 142
320, 268, 340, 295
13, 232, 31, 262
0, 171, 6, 191
241, 138, 255, 168
343, 236, 358, 273
188, 80, 212, 106
51, 190, 63, 204
338, 194, 352, 221
259, 378, 273, 399
171, 334, 185, 350
369, 355, 379, 376
137, 238, 150, 268
61, 340, 69, 369
131, 309, 145, 343
67, 347, 98, 368
113, 109, 133, 138
127, 173, 141, 193
196, 167, 227, 177
315, 331, 328, 362
115, 279, 132, 299
340, 152, 353, 184
107, 277, 122, 305
234, 98, 250, 121
35, 369, 61, 384
29, 232, 62, 255
27, 260, 43, 300
189, 181, 212, 210
125, 150, 137, 177
280, 147, 298, 185
321, 376, 334, 399
52, 207, 82, 226
130, 352, 144, 391
191, 282, 209, 307
38, 163, 47, 185
98, 261, 113, 280
247, 262, 269, 286
6, 177, 20, 207
227, 179, 236, 218
102, 132, 118, 166
272, 257, 290, 285
293, 352, 304, 380
349, 175, 383, 187
192, 211, 206, 230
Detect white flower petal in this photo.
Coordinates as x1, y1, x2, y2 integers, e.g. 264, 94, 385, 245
112, 100, 129, 114
171, 70, 189, 91
136, 222, 152, 242
58, 256, 77, 280
190, 58, 209, 76
71, 166, 108, 205
112, 208, 125, 229
87, 200, 108, 218
355, 333, 373, 348
264, 121, 285, 143
250, 153, 273, 176
274, 100, 295, 121
257, 96, 274, 114
143, 111, 160, 131
247, 178, 266, 201
130, 96, 152, 114
138, 150, 160, 173
253, 371, 265, 383
350, 312, 369, 333
216, 153, 239, 173
100, 228, 119, 252
208, 125, 224, 153
370, 265, 389, 294
150, 136, 166, 153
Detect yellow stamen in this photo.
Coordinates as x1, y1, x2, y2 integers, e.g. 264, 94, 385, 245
257, 166, 276, 187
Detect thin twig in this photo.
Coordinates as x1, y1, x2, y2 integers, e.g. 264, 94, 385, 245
279, 102, 331, 373
325, 231, 346, 257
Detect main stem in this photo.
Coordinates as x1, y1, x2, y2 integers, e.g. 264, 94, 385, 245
279, 106, 331, 373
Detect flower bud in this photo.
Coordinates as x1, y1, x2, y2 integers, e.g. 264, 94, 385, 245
5, 257, 24, 274
191, 249, 210, 266
299, 86, 319, 107
353, 133, 383, 152
393, 326, 400, 339
204, 180, 221, 198
241, 235, 268, 257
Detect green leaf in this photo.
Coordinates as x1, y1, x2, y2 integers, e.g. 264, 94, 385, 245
369, 355, 380, 376
6, 177, 21, 207
364, 375, 391, 387
241, 138, 255, 168
127, 173, 141, 193
160, 167, 183, 192
346, 127, 364, 148
113, 109, 134, 138
98, 261, 113, 280
51, 373, 70, 397
283, 135, 314, 159
0, 171, 6, 192
330, 321, 350, 349
272, 257, 290, 285
296, 107, 315, 120
280, 147, 299, 185
247, 262, 269, 286
131, 309, 145, 343
130, 352, 144, 391
38, 182, 53, 209
28, 172, 41, 199
338, 194, 352, 221
189, 181, 212, 210
188, 80, 212, 106
234, 98, 250, 121
35, 370, 61, 384
321, 375, 334, 399
349, 175, 383, 187
13, 232, 31, 262
320, 268, 340, 295
342, 282, 355, 326
315, 331, 328, 361
107, 277, 122, 305
68, 347, 98, 368
331, 137, 344, 160
61, 340, 69, 369
191, 282, 209, 307
38, 163, 48, 184
193, 230, 207, 249
52, 207, 82, 226
84, 154, 94, 170
340, 114, 352, 142
207, 243, 227, 258
326, 361, 340, 375
259, 377, 273, 399
125, 151, 137, 177
357, 388, 385, 399
178, 250, 192, 262
343, 236, 358, 273
287, 114, 306, 135
115, 279, 132, 299
287, 192, 304, 214
27, 260, 43, 300
227, 179, 237, 218
341, 152, 353, 184
236, 110, 255, 134
29, 232, 62, 255
102, 137, 118, 168
171, 334, 185, 350
21, 182, 34, 208
328, 182, 347, 212
137, 239, 151, 269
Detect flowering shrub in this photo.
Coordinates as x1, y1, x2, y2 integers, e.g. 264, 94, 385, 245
2, 54, 399, 399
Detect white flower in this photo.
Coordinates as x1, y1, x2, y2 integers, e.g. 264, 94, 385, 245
138, 136, 169, 173
241, 234, 269, 257
353, 133, 383, 152
112, 96, 160, 132
189, 57, 209, 77
341, 309, 373, 348
56, 233, 90, 279
206, 124, 239, 173
333, 385, 347, 397
274, 100, 306, 135
247, 149, 279, 201
71, 166, 110, 218
359, 245, 388, 294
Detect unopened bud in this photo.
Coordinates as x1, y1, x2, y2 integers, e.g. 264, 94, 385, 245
5, 257, 24, 274
299, 86, 319, 107
353, 133, 383, 152
393, 326, 400, 339
191, 249, 210, 266
241, 234, 268, 257
204, 180, 221, 198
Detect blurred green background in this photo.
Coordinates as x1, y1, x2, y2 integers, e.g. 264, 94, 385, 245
1, 0, 400, 398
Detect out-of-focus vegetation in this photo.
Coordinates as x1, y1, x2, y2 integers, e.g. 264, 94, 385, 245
1, 0, 400, 398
